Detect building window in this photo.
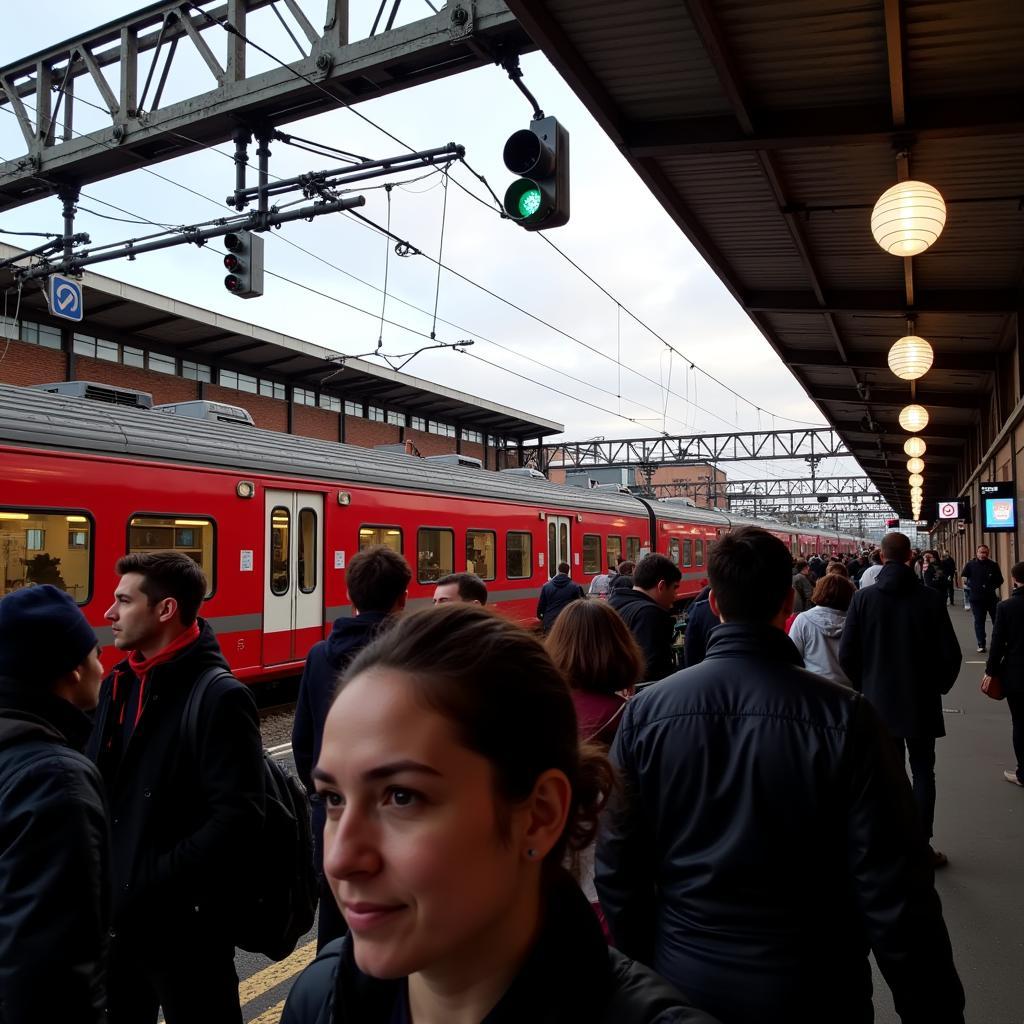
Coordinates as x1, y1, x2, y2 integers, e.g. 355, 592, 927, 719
429, 420, 455, 438
72, 333, 96, 357
368, 406, 385, 422
19, 320, 61, 349
607, 536, 622, 569
417, 527, 453, 583
506, 531, 532, 579
293, 387, 315, 406
181, 359, 211, 382
127, 515, 215, 596
410, 416, 426, 431
123, 345, 145, 368
386, 410, 404, 427
0, 509, 93, 603
359, 526, 403, 553
582, 534, 602, 575
319, 394, 341, 412
96, 338, 119, 362
220, 369, 256, 392
466, 530, 496, 580
461, 428, 483, 444
258, 379, 285, 400
147, 351, 176, 375
344, 400, 362, 417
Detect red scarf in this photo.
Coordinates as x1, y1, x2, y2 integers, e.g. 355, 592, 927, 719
124, 621, 201, 728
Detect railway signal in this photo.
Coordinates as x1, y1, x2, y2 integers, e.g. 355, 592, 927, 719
502, 116, 570, 231
223, 231, 264, 298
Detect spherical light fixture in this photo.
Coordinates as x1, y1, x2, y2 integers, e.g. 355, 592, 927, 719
887, 334, 934, 381
909, 473, 924, 488
899, 404, 929, 432
907, 457, 925, 474
911, 487, 923, 499
871, 180, 946, 257
904, 436, 927, 458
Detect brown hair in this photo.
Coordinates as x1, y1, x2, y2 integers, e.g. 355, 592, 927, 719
115, 551, 207, 625
341, 605, 613, 864
346, 545, 411, 612
811, 573, 855, 612
826, 561, 850, 578
545, 599, 645, 697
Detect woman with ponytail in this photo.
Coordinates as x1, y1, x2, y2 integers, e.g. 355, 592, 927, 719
282, 604, 719, 1024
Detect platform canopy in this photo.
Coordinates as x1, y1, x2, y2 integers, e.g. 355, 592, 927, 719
506, 0, 1024, 518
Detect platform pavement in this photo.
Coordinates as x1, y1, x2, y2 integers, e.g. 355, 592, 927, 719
870, 595, 1024, 1024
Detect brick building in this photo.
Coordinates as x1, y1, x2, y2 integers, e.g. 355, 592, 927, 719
547, 463, 728, 509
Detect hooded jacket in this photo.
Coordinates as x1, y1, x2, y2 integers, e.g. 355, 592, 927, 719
838, 563, 962, 738
609, 588, 676, 681
0, 679, 110, 1023
985, 586, 1024, 696
788, 606, 851, 686
280, 871, 721, 1024
86, 619, 264, 944
536, 573, 585, 631
596, 623, 964, 1024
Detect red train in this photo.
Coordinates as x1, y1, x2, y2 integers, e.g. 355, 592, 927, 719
0, 383, 866, 682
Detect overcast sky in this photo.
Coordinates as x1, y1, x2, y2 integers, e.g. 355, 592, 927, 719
0, 0, 868, 488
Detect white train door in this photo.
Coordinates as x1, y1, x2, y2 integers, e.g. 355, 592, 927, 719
546, 515, 572, 577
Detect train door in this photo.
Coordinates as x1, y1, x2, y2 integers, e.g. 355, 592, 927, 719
546, 515, 572, 577
264, 489, 324, 665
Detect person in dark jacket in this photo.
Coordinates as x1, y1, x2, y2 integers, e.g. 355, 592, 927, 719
608, 559, 636, 594
791, 559, 813, 613
683, 584, 717, 668
88, 552, 265, 1024
0, 585, 109, 1023
983, 560, 1024, 787
536, 561, 585, 631
609, 553, 682, 682
282, 605, 720, 1024
596, 527, 965, 1024
293, 544, 411, 950
939, 550, 957, 606
839, 532, 962, 867
962, 544, 1004, 651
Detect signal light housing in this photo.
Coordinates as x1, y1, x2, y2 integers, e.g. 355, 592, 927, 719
502, 116, 570, 231
223, 231, 264, 298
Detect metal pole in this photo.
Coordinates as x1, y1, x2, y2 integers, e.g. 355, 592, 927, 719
232, 129, 250, 211
58, 185, 80, 264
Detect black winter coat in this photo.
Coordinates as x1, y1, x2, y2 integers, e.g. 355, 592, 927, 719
0, 680, 110, 1023
961, 557, 1004, 603
536, 573, 585, 631
986, 587, 1024, 696
280, 872, 721, 1024
683, 587, 717, 668
838, 563, 962, 738
596, 623, 964, 1024
86, 620, 265, 946
609, 588, 676, 681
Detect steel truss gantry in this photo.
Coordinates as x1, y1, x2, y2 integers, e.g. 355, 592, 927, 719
723, 476, 878, 499
0, 0, 531, 211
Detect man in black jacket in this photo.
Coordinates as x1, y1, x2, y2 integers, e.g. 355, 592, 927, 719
683, 584, 716, 668
293, 544, 410, 949
88, 552, 265, 1024
536, 561, 585, 632
0, 585, 109, 1023
839, 532, 962, 868
962, 544, 1004, 652
608, 553, 681, 681
597, 527, 964, 1024
984, 560, 1024, 787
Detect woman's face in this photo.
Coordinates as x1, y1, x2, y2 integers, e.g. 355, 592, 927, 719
314, 667, 536, 981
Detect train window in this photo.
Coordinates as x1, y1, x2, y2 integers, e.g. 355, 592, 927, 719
607, 535, 622, 569
626, 537, 641, 563
696, 539, 705, 566
683, 539, 693, 567
418, 528, 453, 583
667, 538, 681, 565
128, 514, 216, 597
268, 508, 289, 595
359, 526, 403, 553
582, 534, 601, 575
506, 532, 532, 579
466, 530, 496, 580
0, 508, 93, 604
298, 507, 317, 595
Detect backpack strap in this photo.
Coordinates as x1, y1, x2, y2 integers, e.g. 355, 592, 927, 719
181, 666, 238, 758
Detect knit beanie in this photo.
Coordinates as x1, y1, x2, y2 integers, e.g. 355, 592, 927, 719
0, 585, 99, 684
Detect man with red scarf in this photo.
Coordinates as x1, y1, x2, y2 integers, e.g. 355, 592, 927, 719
88, 551, 264, 1024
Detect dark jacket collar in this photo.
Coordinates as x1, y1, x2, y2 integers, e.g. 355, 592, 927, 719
704, 621, 803, 666
109, 617, 227, 689
331, 871, 613, 1022
874, 562, 919, 593
0, 675, 93, 751
326, 612, 390, 669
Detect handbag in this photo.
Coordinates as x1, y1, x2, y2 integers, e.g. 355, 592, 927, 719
981, 674, 1005, 701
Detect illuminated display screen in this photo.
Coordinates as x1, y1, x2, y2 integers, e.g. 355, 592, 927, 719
981, 482, 1016, 533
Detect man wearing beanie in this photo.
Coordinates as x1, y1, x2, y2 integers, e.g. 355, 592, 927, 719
87, 551, 264, 1024
0, 584, 110, 1022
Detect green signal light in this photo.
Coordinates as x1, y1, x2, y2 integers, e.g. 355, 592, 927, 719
518, 187, 542, 218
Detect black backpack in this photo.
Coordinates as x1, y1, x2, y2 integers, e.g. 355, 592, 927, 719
183, 668, 317, 961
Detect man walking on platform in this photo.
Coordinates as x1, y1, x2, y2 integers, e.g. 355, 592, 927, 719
89, 552, 265, 1024
983, 560, 1024, 788
839, 532, 962, 868
536, 561, 585, 632
962, 544, 1003, 652
597, 527, 964, 1024
609, 553, 682, 681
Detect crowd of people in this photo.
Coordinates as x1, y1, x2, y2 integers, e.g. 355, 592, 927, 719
1, 528, 1021, 1023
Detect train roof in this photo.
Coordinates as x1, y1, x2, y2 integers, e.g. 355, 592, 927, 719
0, 383, 864, 544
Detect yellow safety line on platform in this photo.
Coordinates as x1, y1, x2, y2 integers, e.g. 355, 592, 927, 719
239, 939, 317, 1008
247, 997, 287, 1024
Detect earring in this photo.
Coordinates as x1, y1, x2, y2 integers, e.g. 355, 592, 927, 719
527, 848, 538, 859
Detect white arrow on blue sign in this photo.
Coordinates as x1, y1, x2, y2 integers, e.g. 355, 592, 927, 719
48, 275, 84, 322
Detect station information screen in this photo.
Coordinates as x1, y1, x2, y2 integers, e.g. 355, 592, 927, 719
980, 481, 1016, 532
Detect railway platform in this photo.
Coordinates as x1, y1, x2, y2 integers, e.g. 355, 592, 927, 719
235, 600, 1024, 1024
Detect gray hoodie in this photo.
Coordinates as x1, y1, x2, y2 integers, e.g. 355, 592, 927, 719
788, 606, 851, 686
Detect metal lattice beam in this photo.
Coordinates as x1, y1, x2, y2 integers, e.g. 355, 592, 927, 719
723, 476, 879, 499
